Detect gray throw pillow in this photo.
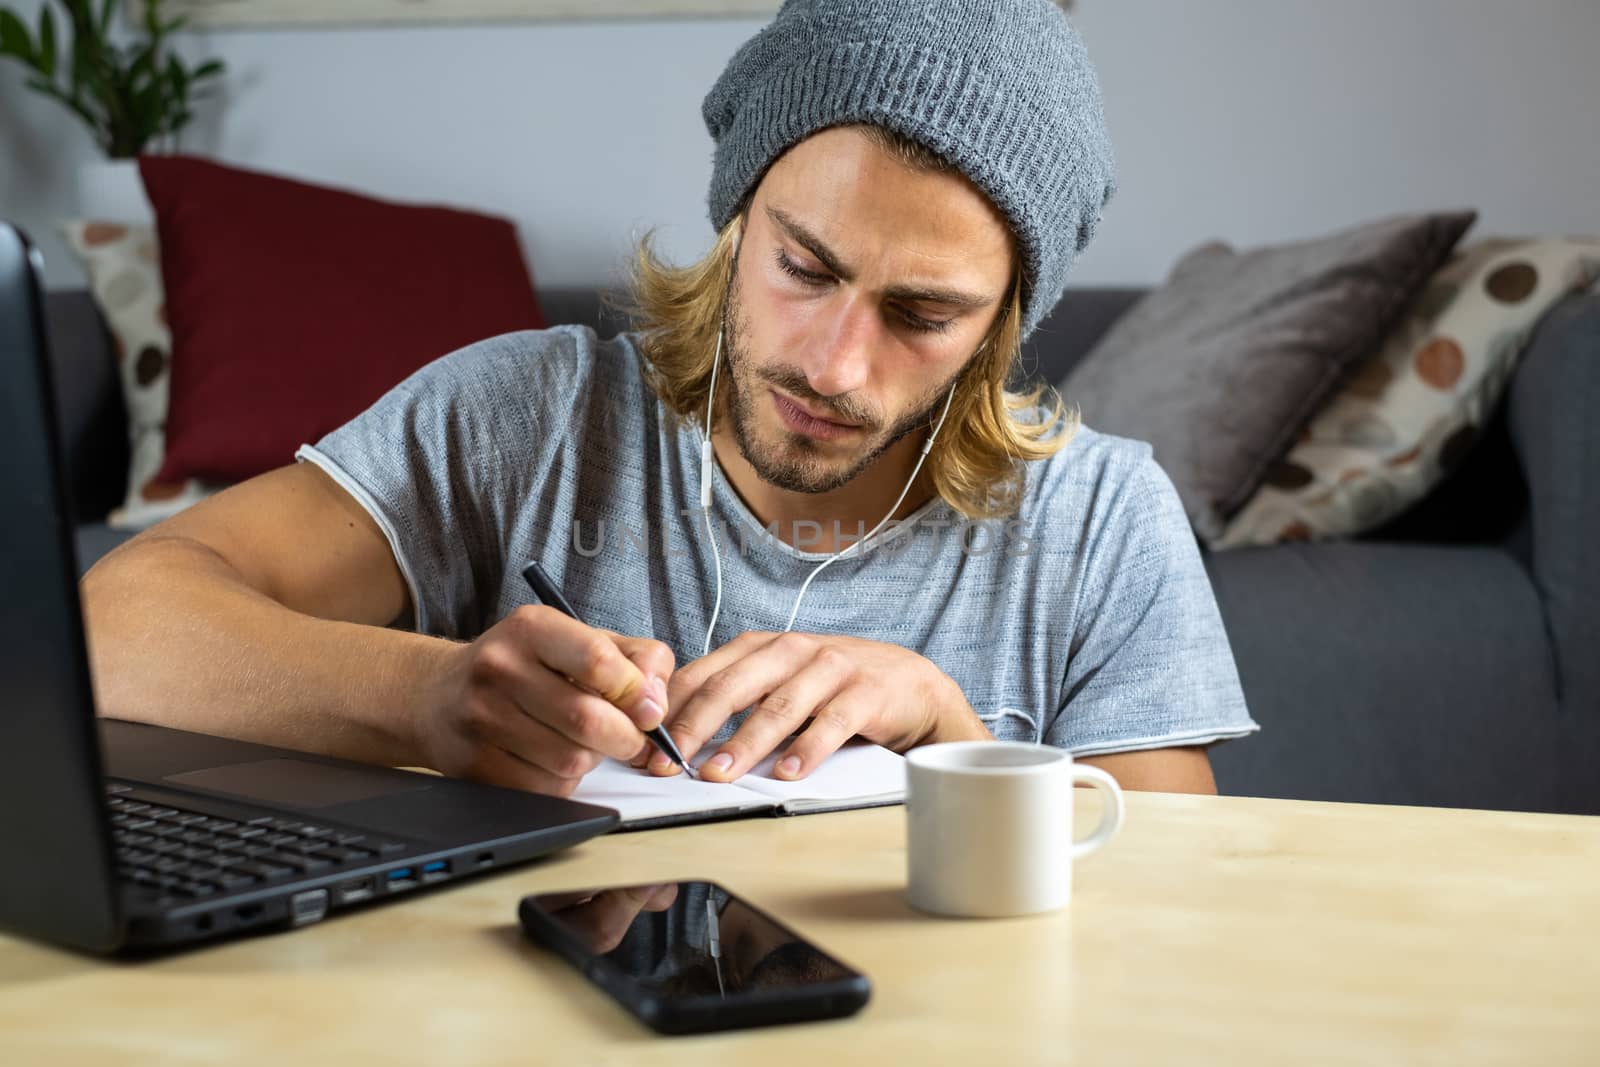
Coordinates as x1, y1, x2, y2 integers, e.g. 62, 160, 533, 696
1062, 211, 1477, 543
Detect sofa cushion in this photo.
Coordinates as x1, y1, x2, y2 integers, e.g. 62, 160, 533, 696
1219, 237, 1600, 547
1062, 211, 1475, 542
141, 154, 546, 485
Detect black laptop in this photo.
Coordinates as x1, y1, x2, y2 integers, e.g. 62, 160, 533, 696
0, 221, 619, 955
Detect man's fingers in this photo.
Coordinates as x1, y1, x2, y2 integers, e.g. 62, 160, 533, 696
663, 630, 771, 712
507, 606, 662, 729
615, 636, 676, 750
472, 690, 615, 779
450, 726, 590, 798
611, 634, 676, 692
698, 659, 849, 782
769, 685, 875, 781
519, 665, 659, 763
656, 632, 776, 771
471, 653, 644, 764
642, 883, 680, 912
566, 886, 661, 953
654, 634, 813, 772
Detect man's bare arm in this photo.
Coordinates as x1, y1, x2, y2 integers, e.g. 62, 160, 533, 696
79, 462, 674, 796
80, 463, 444, 765
1079, 746, 1217, 794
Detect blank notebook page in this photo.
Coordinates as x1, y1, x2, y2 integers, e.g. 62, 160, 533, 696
733, 740, 907, 809
573, 760, 765, 824
573, 740, 907, 824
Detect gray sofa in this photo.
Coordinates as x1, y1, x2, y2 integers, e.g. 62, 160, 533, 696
46, 285, 1600, 814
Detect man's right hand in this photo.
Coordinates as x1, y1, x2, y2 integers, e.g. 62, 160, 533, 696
414, 605, 674, 797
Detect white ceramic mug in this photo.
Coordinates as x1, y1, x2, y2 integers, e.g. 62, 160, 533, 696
905, 741, 1125, 918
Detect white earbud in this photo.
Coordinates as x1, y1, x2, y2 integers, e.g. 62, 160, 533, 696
695, 317, 958, 655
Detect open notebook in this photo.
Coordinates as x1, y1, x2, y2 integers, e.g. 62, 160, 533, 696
573, 740, 907, 830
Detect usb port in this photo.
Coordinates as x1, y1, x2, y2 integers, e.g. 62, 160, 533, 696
385, 867, 418, 892
335, 877, 374, 905
421, 860, 450, 884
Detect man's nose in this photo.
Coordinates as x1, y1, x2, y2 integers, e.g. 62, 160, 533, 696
804, 294, 875, 399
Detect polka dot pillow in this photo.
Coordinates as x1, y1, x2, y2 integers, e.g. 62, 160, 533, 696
1218, 237, 1600, 548
60, 220, 218, 530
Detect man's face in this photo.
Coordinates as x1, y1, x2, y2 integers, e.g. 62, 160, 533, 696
721, 126, 1015, 495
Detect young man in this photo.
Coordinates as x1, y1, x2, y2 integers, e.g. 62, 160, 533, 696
81, 0, 1256, 799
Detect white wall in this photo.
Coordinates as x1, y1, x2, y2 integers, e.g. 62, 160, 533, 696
3, 0, 1597, 293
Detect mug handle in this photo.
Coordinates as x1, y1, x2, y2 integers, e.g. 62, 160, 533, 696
1070, 764, 1125, 860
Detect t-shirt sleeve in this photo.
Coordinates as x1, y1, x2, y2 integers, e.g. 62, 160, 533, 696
1046, 454, 1259, 755
294, 328, 584, 639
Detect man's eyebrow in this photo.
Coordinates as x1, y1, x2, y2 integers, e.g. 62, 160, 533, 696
765, 205, 997, 310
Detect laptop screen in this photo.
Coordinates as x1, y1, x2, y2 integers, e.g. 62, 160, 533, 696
0, 221, 123, 952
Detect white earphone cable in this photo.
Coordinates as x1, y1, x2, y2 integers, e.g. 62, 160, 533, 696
778, 383, 955, 634
699, 326, 725, 658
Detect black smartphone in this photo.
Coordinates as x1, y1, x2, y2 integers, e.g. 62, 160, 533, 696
517, 880, 871, 1035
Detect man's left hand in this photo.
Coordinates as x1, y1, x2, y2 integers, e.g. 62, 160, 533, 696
637, 631, 991, 782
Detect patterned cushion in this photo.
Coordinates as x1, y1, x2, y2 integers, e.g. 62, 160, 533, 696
1061, 212, 1475, 543
59, 220, 218, 530
1218, 237, 1600, 548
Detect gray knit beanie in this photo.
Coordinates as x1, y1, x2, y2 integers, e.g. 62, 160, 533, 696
703, 0, 1117, 340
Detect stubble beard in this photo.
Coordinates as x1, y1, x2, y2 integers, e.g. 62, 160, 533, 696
719, 268, 960, 496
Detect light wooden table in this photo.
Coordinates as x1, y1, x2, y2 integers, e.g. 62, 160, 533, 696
2, 792, 1597, 1066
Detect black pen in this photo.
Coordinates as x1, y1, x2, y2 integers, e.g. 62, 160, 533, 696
520, 560, 696, 779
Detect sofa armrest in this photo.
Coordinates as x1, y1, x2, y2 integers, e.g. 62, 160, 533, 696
1507, 290, 1600, 713
1204, 541, 1568, 810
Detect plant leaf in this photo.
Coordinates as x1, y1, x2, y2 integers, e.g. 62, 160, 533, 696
124, 81, 158, 148
37, 4, 57, 79
6, 0, 224, 159
0, 10, 37, 65
67, 24, 86, 95
71, 32, 106, 101
127, 41, 157, 86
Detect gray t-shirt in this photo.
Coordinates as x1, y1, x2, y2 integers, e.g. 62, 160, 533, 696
296, 325, 1258, 755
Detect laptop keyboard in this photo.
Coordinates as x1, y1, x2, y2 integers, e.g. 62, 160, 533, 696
107, 787, 408, 904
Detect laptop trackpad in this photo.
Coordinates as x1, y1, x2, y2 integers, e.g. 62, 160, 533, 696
164, 758, 433, 809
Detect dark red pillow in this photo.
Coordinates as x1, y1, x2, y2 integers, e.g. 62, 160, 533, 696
141, 154, 545, 484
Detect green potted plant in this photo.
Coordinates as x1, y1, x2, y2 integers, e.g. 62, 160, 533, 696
0, 0, 225, 220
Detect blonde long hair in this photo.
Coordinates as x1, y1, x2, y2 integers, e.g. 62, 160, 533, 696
616, 126, 1078, 519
